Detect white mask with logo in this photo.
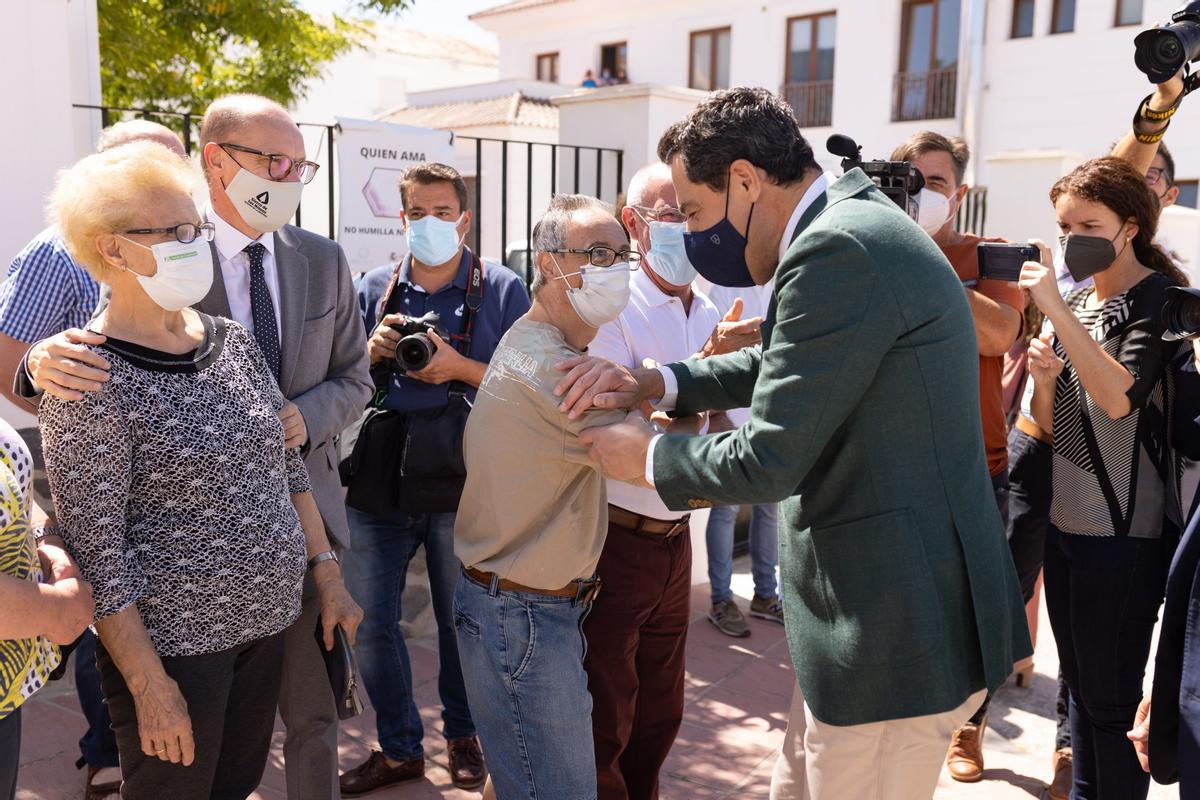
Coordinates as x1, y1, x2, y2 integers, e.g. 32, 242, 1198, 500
119, 237, 215, 311
916, 188, 952, 235
223, 167, 303, 233
551, 255, 632, 328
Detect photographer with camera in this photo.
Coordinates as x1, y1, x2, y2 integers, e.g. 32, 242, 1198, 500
338, 164, 530, 795
889, 132, 1025, 782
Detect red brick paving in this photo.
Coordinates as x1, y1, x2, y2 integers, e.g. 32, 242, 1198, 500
13, 577, 1178, 799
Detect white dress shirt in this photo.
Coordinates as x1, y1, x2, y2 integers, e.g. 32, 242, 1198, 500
644, 172, 833, 486
590, 266, 720, 519
209, 207, 283, 343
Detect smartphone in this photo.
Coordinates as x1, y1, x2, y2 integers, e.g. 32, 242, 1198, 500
976, 242, 1039, 283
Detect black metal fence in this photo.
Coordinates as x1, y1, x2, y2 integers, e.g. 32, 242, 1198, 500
956, 186, 987, 236
73, 104, 624, 274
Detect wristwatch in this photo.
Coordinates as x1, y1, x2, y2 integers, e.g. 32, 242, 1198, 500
31, 524, 60, 543
307, 550, 340, 571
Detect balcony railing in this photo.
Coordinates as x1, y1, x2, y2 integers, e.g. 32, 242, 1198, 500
781, 80, 834, 128
891, 67, 958, 122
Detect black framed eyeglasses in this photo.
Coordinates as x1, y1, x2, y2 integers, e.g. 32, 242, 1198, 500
548, 247, 642, 268
123, 222, 215, 244
219, 142, 320, 184
631, 205, 686, 224
1146, 167, 1172, 188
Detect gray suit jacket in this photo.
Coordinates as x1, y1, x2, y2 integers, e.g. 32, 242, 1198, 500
197, 225, 372, 547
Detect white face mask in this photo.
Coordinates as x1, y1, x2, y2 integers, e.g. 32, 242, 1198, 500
119, 237, 215, 311
223, 167, 303, 233
406, 214, 465, 267
551, 254, 632, 328
916, 188, 952, 235
642, 217, 697, 286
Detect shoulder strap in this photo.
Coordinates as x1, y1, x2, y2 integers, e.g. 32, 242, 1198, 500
448, 252, 485, 399
1073, 378, 1136, 536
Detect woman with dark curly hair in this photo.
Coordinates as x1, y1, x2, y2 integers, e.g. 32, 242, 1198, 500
1020, 156, 1187, 800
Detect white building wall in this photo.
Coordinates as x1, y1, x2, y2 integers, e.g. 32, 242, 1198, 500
479, 0, 1200, 261
0, 0, 100, 430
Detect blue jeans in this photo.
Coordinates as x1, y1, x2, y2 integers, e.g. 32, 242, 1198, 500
705, 503, 779, 605
343, 507, 474, 761
453, 571, 597, 800
75, 629, 120, 769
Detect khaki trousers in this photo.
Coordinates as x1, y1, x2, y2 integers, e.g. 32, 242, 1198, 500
769, 682, 987, 800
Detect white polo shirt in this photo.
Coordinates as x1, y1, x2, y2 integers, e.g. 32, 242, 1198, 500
590, 265, 721, 520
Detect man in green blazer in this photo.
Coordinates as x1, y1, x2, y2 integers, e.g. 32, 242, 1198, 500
555, 87, 1030, 799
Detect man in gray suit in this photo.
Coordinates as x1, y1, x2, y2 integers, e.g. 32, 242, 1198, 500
23, 95, 371, 800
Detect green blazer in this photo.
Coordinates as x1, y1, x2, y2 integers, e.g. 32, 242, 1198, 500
655, 169, 1031, 726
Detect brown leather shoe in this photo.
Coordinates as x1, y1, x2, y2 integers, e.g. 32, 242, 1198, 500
1049, 747, 1072, 800
447, 735, 488, 790
945, 717, 986, 783
339, 750, 425, 797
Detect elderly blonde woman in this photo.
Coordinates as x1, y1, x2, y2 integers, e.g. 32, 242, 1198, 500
37, 140, 362, 800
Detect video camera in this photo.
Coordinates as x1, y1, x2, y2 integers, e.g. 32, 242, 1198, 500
1135, 1, 1200, 85
1162, 286, 1200, 341
388, 311, 452, 372
827, 134, 925, 220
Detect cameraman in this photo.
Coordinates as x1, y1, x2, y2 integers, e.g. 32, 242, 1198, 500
338, 164, 530, 795
891, 132, 1025, 784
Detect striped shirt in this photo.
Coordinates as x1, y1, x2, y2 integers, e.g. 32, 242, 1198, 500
1050, 272, 1181, 538
0, 227, 100, 343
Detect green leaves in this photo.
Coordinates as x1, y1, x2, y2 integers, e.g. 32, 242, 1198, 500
98, 0, 365, 114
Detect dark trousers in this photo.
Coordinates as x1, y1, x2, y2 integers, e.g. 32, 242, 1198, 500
1044, 526, 1169, 800
97, 631, 286, 800
75, 630, 119, 769
584, 519, 692, 800
0, 708, 20, 800
968, 470, 1011, 724
1006, 428, 1053, 602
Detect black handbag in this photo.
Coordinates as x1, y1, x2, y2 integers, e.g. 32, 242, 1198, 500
339, 254, 484, 516
314, 619, 364, 721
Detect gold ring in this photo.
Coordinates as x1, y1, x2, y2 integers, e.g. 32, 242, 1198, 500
155, 748, 167, 754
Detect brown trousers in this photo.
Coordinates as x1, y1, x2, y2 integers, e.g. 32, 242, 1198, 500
583, 518, 692, 800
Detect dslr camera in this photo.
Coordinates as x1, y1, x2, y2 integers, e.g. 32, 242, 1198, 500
1135, 2, 1200, 84
389, 311, 451, 372
1162, 286, 1200, 341
827, 134, 925, 220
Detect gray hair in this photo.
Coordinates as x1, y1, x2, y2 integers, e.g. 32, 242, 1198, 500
530, 194, 613, 293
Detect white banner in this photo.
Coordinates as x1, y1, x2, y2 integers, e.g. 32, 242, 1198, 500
335, 117, 455, 273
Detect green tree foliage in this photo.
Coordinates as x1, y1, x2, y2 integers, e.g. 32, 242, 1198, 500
98, 0, 363, 113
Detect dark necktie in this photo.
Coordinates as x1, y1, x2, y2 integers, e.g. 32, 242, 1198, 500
243, 242, 281, 378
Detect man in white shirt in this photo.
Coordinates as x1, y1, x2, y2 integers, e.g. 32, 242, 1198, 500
692, 277, 783, 638
583, 162, 726, 799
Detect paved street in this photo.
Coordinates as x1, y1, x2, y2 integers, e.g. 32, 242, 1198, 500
14, 559, 1179, 799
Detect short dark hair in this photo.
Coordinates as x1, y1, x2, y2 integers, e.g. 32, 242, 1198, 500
399, 163, 469, 214
1157, 140, 1176, 186
891, 131, 970, 185
656, 87, 818, 192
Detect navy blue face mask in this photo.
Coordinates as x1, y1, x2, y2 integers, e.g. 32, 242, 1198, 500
683, 181, 757, 288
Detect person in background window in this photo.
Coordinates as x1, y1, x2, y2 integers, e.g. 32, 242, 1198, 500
581, 69, 599, 88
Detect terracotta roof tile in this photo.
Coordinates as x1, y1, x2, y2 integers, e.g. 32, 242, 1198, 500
377, 92, 558, 130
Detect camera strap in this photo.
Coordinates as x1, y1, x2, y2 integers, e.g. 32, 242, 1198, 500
448, 252, 485, 400
371, 251, 486, 404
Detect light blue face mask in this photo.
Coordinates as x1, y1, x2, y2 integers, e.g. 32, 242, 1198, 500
406, 214, 464, 267
645, 219, 698, 286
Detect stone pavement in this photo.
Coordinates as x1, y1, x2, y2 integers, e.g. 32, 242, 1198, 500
13, 561, 1179, 799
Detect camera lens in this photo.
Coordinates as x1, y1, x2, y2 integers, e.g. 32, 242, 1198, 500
397, 334, 436, 371
1154, 34, 1183, 66
1163, 287, 1200, 341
